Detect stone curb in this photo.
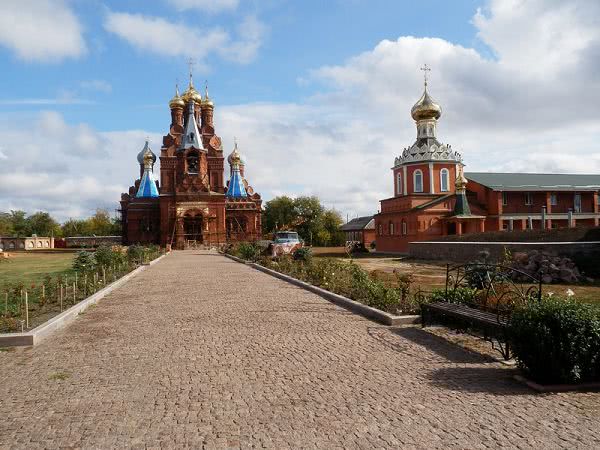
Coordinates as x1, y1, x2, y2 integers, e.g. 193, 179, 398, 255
222, 253, 420, 326
0, 253, 168, 347
513, 375, 600, 393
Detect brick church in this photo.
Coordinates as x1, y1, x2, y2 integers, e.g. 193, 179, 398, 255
375, 68, 600, 253
120, 75, 262, 249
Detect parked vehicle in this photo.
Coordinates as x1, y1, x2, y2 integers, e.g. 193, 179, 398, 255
268, 231, 303, 257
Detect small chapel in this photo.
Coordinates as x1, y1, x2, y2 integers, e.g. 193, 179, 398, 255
120, 73, 262, 249
375, 66, 600, 253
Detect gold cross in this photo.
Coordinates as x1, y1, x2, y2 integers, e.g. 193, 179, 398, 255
420, 63, 431, 86
187, 57, 196, 85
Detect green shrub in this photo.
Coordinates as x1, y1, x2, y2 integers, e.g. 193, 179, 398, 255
73, 251, 96, 272
293, 247, 312, 261
428, 287, 478, 307
509, 298, 600, 384
237, 242, 261, 261
94, 245, 116, 268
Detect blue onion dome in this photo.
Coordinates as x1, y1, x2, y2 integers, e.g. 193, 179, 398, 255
137, 139, 156, 165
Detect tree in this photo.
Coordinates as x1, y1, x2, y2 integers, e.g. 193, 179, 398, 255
0, 212, 13, 236
88, 209, 118, 236
9, 210, 30, 237
62, 218, 90, 237
263, 196, 297, 234
28, 211, 61, 237
262, 195, 345, 246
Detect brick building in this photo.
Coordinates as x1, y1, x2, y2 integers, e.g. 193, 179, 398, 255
120, 76, 262, 249
340, 216, 376, 248
375, 72, 600, 253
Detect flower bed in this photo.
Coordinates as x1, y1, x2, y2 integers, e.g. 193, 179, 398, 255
225, 243, 424, 315
0, 244, 163, 333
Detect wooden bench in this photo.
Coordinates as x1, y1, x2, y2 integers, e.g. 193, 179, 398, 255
422, 301, 511, 360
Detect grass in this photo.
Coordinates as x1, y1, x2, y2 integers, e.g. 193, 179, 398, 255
0, 252, 75, 285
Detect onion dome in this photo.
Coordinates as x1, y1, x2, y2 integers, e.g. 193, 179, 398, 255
226, 152, 247, 198
137, 139, 156, 166
227, 139, 245, 166
169, 84, 185, 109
136, 151, 159, 198
202, 82, 214, 107
411, 86, 442, 121
182, 74, 202, 104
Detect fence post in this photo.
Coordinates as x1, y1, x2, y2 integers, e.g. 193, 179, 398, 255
25, 290, 29, 329
73, 282, 76, 303
84, 273, 87, 296
60, 285, 63, 312
102, 267, 106, 286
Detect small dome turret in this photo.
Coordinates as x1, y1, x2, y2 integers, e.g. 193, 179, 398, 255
169, 84, 185, 109
411, 87, 442, 121
202, 81, 214, 108
227, 138, 245, 166
137, 139, 156, 166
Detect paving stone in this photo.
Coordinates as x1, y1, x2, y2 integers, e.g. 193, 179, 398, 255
0, 250, 599, 449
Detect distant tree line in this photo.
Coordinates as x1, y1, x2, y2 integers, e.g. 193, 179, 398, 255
0, 209, 120, 238
263, 196, 345, 247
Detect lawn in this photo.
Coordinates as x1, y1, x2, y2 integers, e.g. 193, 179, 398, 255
0, 251, 76, 286
313, 246, 600, 306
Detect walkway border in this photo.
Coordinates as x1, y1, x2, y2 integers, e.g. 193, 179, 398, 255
0, 254, 168, 347
223, 254, 419, 326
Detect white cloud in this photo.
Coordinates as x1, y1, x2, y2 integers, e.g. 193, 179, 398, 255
0, 111, 160, 220
103, 12, 265, 66
167, 0, 239, 13
0, 0, 86, 62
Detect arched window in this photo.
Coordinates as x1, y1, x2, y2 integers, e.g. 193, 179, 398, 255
187, 151, 199, 174
396, 172, 402, 195
413, 169, 423, 193
402, 220, 407, 235
389, 221, 394, 235
440, 168, 449, 192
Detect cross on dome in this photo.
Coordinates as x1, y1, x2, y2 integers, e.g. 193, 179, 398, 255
420, 63, 431, 87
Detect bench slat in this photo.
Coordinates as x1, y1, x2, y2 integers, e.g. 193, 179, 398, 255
426, 302, 508, 326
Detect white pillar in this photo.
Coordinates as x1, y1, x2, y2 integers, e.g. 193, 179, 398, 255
403, 166, 408, 196
429, 162, 435, 194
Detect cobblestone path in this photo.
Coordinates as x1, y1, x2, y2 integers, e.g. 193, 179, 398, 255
1, 251, 599, 449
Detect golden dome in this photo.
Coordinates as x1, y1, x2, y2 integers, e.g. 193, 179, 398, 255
411, 86, 442, 121
169, 84, 185, 109
182, 83, 202, 104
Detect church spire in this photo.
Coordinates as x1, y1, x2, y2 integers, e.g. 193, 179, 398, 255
452, 165, 471, 216
180, 101, 203, 150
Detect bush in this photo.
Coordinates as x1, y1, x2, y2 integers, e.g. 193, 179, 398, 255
237, 242, 261, 261
509, 298, 600, 384
293, 247, 312, 261
73, 251, 96, 272
428, 287, 478, 307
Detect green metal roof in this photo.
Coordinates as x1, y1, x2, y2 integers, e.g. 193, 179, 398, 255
465, 172, 600, 191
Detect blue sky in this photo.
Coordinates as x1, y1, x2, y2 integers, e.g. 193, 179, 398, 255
0, 0, 599, 220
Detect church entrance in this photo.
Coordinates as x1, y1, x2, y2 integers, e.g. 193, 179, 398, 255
183, 214, 203, 245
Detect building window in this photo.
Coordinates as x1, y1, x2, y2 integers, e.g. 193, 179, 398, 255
440, 169, 449, 192
396, 172, 402, 195
389, 222, 394, 235
413, 169, 423, 193
187, 151, 199, 174
550, 193, 557, 206
574, 193, 582, 213
378, 224, 382, 236
597, 192, 600, 206
525, 192, 533, 205
502, 192, 508, 206
402, 220, 407, 235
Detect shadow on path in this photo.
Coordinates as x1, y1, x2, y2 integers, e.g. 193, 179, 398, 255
390, 327, 496, 364
427, 366, 530, 396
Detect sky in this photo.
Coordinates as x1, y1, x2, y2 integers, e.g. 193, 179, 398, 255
0, 0, 599, 222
